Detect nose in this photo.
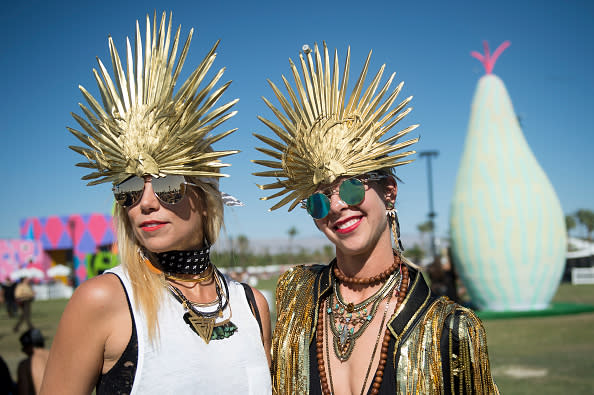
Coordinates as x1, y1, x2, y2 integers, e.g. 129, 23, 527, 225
328, 192, 347, 214
138, 178, 160, 213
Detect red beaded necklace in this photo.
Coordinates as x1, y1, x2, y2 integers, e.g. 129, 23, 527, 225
333, 255, 400, 286
317, 264, 410, 395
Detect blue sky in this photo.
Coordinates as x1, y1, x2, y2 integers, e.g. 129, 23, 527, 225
0, 0, 592, 244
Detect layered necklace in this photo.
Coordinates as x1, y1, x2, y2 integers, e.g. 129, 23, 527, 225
316, 257, 410, 395
154, 247, 238, 344
328, 270, 401, 361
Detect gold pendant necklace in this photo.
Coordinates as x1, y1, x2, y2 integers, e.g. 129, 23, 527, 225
184, 309, 215, 343
167, 271, 237, 343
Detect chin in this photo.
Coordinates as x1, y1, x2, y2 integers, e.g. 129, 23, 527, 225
329, 235, 372, 256
136, 236, 176, 254
141, 242, 172, 254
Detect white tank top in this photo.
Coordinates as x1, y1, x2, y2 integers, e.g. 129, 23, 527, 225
108, 265, 272, 395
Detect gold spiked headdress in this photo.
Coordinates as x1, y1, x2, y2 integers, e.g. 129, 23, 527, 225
253, 43, 419, 211
69, 12, 239, 186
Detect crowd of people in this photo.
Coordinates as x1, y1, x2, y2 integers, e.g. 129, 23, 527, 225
0, 328, 49, 395
1, 12, 499, 394
1, 276, 50, 395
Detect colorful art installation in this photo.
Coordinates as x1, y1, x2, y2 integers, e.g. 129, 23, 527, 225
450, 41, 566, 311
0, 239, 48, 282
19, 213, 115, 284
86, 251, 119, 278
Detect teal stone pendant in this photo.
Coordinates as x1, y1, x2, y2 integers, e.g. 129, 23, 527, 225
211, 321, 238, 340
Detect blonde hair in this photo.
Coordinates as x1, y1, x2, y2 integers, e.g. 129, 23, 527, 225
113, 178, 224, 340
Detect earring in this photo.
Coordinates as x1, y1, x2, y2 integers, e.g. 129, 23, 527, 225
386, 202, 404, 252
138, 247, 162, 274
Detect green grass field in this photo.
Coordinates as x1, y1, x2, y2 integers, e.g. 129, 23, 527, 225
1, 281, 593, 393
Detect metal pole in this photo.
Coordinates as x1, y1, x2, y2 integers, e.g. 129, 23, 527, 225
419, 151, 439, 260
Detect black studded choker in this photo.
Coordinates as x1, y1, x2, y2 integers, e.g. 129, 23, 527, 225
154, 245, 211, 275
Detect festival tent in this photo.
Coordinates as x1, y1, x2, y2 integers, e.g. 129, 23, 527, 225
19, 213, 116, 284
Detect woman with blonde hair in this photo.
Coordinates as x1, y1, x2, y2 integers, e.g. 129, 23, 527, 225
41, 12, 271, 394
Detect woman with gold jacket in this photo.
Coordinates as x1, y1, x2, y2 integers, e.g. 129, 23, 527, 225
252, 43, 499, 394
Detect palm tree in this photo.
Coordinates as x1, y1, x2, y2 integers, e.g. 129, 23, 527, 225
287, 226, 298, 263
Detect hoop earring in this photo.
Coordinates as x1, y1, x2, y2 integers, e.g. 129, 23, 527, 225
386, 202, 404, 252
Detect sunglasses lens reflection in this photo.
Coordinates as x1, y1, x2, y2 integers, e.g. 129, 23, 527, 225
152, 175, 186, 205
305, 178, 366, 219
113, 175, 189, 207
339, 178, 365, 205
306, 193, 330, 219
113, 177, 145, 208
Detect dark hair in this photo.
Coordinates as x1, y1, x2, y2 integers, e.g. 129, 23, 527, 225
19, 328, 44, 348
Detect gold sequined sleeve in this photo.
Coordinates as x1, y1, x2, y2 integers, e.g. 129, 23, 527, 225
442, 306, 500, 394
271, 266, 318, 395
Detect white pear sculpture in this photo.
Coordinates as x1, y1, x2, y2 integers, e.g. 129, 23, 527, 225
450, 41, 566, 311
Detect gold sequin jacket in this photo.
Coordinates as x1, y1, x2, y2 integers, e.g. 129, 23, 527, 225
271, 263, 499, 394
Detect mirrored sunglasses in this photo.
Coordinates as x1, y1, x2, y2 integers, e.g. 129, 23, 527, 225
303, 174, 386, 219
113, 175, 198, 208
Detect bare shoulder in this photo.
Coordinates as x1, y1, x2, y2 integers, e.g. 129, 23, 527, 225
69, 273, 126, 311
41, 274, 129, 394
56, 273, 129, 347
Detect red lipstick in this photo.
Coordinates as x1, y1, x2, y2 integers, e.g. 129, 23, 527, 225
334, 216, 362, 234
140, 221, 167, 232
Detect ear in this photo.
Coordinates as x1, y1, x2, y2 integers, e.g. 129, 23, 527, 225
384, 176, 398, 205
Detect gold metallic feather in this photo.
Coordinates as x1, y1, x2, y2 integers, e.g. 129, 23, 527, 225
69, 11, 239, 186
253, 43, 419, 211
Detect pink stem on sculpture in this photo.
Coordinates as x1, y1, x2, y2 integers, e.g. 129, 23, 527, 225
471, 40, 511, 74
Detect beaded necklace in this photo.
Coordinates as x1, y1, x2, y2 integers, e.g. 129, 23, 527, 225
328, 270, 400, 361
317, 264, 410, 395
333, 255, 400, 287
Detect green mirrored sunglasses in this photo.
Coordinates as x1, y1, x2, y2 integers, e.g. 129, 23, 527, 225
303, 174, 386, 219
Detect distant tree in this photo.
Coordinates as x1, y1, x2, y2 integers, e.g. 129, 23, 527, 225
236, 234, 249, 268
417, 220, 434, 253
417, 221, 434, 235
287, 226, 298, 258
323, 245, 334, 262
565, 215, 576, 236
576, 209, 594, 240
404, 244, 424, 264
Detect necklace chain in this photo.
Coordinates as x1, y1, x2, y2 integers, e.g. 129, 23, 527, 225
166, 270, 238, 343
165, 264, 215, 283
359, 288, 394, 395
167, 271, 227, 318
317, 263, 410, 395
328, 270, 401, 361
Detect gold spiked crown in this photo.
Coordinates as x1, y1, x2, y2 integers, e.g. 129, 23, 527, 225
252, 43, 419, 211
69, 12, 239, 186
